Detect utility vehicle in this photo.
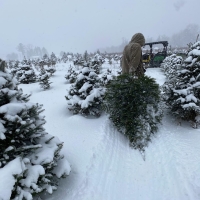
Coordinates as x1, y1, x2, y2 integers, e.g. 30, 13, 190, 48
142, 41, 168, 67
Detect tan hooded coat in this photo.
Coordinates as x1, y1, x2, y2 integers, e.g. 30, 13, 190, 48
121, 33, 145, 77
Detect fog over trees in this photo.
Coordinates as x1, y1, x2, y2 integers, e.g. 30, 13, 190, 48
7, 44, 49, 60
100, 24, 200, 53
6, 24, 200, 59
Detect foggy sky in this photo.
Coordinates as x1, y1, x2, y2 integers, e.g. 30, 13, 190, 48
0, 0, 199, 58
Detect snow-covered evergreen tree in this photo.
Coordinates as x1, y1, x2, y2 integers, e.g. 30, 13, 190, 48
65, 65, 78, 84
21, 57, 31, 66
83, 50, 89, 62
43, 54, 49, 62
0, 61, 71, 199
162, 41, 200, 126
99, 69, 113, 86
7, 60, 14, 70
73, 54, 84, 66
61, 52, 68, 63
50, 52, 57, 66
66, 67, 105, 117
89, 59, 101, 74
15, 64, 37, 84
45, 66, 56, 76
161, 54, 183, 79
10, 60, 20, 76
38, 68, 52, 90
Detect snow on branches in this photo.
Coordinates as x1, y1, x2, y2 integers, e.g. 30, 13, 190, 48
162, 41, 200, 127
0, 65, 71, 199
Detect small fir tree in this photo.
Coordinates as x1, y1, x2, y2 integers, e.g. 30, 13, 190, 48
99, 69, 113, 86
162, 41, 200, 127
65, 65, 79, 84
83, 50, 89, 62
42, 54, 49, 62
45, 66, 56, 76
11, 61, 20, 77
89, 59, 101, 74
73, 54, 84, 66
66, 67, 105, 117
61, 52, 68, 63
161, 54, 183, 80
50, 52, 57, 66
15, 63, 37, 84
38, 68, 52, 90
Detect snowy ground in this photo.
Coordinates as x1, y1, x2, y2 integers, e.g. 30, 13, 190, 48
20, 63, 200, 200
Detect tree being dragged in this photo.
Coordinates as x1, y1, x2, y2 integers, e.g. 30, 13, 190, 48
0, 60, 71, 199
162, 41, 200, 127
103, 74, 163, 153
66, 67, 105, 117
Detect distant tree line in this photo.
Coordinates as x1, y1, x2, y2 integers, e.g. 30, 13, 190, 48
17, 43, 49, 59
6, 43, 49, 60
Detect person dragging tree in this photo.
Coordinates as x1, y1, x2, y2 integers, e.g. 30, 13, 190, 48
121, 33, 146, 77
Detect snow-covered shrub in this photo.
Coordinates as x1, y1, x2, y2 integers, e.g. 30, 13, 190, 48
10, 61, 20, 76
7, 60, 15, 70
41, 54, 51, 67
0, 66, 71, 199
16, 64, 37, 84
50, 52, 57, 66
66, 67, 105, 117
73, 56, 84, 66
99, 69, 113, 86
61, 52, 68, 63
89, 59, 102, 74
65, 65, 79, 84
83, 50, 90, 63
162, 41, 200, 127
45, 65, 56, 76
103, 74, 163, 153
93, 53, 105, 64
38, 68, 52, 90
161, 54, 183, 79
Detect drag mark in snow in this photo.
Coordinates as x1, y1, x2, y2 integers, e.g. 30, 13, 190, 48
71, 117, 133, 200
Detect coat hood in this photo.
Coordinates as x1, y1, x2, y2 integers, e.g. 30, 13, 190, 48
130, 33, 145, 46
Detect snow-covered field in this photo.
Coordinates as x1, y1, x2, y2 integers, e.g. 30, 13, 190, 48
20, 62, 200, 200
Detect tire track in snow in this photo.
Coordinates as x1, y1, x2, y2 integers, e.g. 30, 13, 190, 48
97, 119, 132, 200
149, 113, 200, 200
150, 125, 183, 200
69, 117, 109, 199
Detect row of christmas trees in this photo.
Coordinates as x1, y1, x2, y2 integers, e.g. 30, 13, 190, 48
7, 51, 122, 70
9, 58, 56, 91
161, 41, 200, 127
0, 59, 71, 199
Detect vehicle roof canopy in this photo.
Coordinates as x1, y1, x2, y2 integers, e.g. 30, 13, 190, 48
144, 41, 168, 47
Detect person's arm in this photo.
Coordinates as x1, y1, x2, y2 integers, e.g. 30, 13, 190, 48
129, 43, 142, 73
121, 46, 130, 74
